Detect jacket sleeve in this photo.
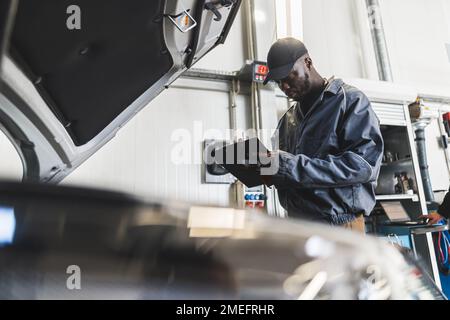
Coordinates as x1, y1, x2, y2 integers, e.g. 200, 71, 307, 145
271, 92, 384, 189
438, 190, 450, 218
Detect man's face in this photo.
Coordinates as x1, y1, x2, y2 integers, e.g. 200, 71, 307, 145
276, 56, 312, 101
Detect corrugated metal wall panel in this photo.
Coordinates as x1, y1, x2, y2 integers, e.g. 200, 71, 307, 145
371, 102, 407, 126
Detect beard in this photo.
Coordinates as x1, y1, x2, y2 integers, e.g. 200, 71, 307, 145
289, 73, 312, 101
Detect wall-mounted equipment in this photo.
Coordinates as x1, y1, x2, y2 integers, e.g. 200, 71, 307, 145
233, 181, 266, 210
237, 60, 268, 83
252, 62, 269, 83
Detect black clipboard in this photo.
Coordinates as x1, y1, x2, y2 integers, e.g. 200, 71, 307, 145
214, 138, 271, 188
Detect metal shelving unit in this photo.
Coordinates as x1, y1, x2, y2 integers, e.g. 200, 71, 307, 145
375, 194, 419, 202
370, 100, 442, 289
381, 158, 413, 166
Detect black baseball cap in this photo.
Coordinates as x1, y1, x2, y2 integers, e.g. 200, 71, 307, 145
263, 38, 308, 85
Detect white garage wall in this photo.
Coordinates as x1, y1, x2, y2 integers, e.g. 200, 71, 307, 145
301, 0, 368, 79
379, 0, 450, 89
300, 0, 450, 89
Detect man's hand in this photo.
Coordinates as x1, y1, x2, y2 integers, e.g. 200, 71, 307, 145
258, 150, 279, 167
418, 212, 445, 225
258, 150, 279, 187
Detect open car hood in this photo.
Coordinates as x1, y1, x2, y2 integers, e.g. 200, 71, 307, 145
0, 0, 241, 183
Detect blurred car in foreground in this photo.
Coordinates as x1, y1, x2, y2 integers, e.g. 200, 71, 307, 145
0, 181, 445, 300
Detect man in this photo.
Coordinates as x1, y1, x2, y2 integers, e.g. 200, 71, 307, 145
261, 38, 384, 232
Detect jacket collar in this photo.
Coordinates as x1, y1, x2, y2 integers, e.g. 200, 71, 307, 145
324, 76, 343, 95
295, 77, 342, 119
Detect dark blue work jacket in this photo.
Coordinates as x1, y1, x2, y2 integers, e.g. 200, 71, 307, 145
271, 78, 384, 225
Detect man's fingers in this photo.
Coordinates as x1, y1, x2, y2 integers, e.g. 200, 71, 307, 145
427, 216, 439, 225
418, 213, 444, 225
